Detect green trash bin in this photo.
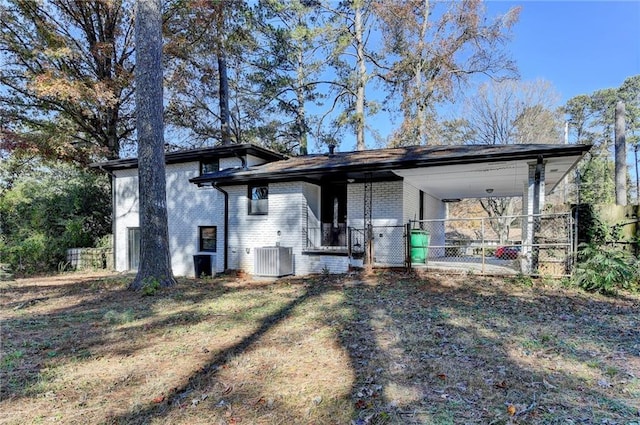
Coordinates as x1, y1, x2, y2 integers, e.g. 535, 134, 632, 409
410, 230, 430, 264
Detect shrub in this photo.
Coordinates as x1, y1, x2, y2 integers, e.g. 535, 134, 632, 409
141, 277, 161, 296
0, 162, 111, 276
572, 243, 639, 296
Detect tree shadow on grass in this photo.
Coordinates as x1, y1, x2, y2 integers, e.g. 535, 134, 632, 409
335, 271, 640, 424
104, 278, 334, 425
0, 274, 280, 403
3, 271, 639, 424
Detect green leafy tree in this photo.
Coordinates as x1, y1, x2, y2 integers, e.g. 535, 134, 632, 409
565, 75, 640, 204
0, 161, 111, 275
0, 0, 136, 161
317, 0, 380, 151
250, 0, 330, 155
164, 0, 263, 148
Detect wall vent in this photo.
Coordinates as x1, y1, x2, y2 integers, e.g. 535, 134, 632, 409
254, 246, 293, 277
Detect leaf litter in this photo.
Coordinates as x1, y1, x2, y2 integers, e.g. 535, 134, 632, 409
0, 270, 638, 424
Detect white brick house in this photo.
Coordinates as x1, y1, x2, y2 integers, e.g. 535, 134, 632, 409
95, 143, 590, 277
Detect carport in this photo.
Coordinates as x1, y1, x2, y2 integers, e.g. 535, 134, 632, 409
392, 146, 590, 275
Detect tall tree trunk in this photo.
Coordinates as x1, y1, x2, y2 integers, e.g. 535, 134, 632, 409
130, 0, 176, 290
218, 50, 231, 145
106, 106, 120, 159
296, 49, 308, 155
415, 0, 430, 145
296, 87, 308, 155
354, 3, 366, 151
614, 101, 626, 205
215, 2, 231, 146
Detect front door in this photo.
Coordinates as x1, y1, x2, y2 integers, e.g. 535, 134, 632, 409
321, 183, 347, 247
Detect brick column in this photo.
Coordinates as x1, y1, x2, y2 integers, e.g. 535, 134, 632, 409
522, 156, 545, 274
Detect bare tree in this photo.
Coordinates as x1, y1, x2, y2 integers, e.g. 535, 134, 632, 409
129, 0, 176, 290
459, 79, 563, 242
376, 0, 520, 146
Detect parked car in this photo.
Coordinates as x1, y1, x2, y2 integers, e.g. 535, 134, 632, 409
495, 245, 521, 260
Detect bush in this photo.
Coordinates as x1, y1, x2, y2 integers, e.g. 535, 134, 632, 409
0, 162, 111, 276
572, 243, 639, 296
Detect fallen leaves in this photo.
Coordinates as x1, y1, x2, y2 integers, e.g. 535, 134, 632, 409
3, 272, 640, 425
494, 380, 508, 389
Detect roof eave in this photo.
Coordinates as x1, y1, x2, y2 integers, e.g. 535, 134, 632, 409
91, 143, 287, 171
190, 144, 592, 186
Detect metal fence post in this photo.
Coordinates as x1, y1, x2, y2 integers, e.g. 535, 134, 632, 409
406, 222, 412, 271
481, 218, 486, 274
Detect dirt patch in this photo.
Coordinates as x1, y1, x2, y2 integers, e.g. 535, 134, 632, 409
1, 271, 638, 424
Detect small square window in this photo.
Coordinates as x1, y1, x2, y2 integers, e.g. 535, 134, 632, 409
200, 159, 219, 175
248, 184, 268, 215
199, 226, 217, 252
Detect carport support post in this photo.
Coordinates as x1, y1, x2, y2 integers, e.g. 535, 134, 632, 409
522, 156, 545, 275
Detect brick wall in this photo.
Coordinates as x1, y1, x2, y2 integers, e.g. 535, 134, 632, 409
166, 162, 224, 276
226, 181, 306, 275
347, 180, 404, 228
113, 161, 224, 276
113, 162, 447, 276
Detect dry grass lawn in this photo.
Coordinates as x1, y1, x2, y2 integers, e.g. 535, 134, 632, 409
1, 270, 639, 424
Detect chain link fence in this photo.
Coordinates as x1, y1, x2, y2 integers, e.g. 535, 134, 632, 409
345, 213, 574, 276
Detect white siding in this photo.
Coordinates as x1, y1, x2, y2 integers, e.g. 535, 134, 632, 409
421, 191, 446, 257
247, 154, 270, 167
402, 181, 421, 223
219, 157, 243, 170
219, 154, 273, 172
113, 162, 224, 277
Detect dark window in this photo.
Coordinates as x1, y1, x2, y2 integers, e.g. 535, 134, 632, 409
199, 226, 217, 252
248, 184, 268, 215
200, 159, 219, 175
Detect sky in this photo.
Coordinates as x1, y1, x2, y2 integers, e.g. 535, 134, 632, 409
331, 1, 640, 154
486, 0, 640, 104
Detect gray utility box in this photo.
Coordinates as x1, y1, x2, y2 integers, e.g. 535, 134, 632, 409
254, 246, 293, 277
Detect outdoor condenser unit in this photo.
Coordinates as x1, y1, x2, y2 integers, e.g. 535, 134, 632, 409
254, 246, 293, 277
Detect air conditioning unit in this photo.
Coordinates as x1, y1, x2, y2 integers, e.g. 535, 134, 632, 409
254, 246, 293, 277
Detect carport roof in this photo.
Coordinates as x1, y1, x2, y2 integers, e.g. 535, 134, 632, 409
190, 143, 591, 199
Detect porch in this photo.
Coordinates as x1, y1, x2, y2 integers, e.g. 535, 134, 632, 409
305, 213, 575, 277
